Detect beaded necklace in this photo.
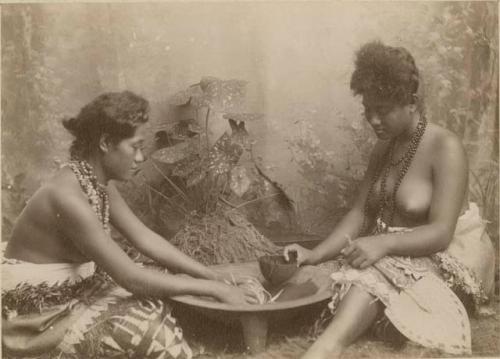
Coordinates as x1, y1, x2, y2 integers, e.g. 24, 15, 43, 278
362, 116, 427, 234
68, 160, 110, 233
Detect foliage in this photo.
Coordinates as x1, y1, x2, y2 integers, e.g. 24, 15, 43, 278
416, 3, 497, 142
1, 273, 107, 316
286, 114, 375, 234
150, 77, 258, 214
416, 2, 498, 243
143, 77, 291, 263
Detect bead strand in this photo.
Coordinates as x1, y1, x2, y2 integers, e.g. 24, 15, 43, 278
361, 116, 427, 234
385, 118, 427, 224
68, 160, 110, 233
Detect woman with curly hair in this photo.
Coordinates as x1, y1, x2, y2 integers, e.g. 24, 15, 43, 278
284, 41, 495, 358
2, 91, 258, 358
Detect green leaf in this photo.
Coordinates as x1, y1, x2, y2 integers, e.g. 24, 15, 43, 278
151, 141, 197, 164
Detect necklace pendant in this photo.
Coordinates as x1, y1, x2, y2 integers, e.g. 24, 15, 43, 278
384, 195, 391, 206
376, 217, 388, 234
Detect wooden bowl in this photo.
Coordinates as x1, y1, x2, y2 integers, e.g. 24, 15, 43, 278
258, 255, 299, 286
171, 260, 336, 354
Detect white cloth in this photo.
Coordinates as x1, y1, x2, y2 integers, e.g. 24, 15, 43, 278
1, 242, 96, 291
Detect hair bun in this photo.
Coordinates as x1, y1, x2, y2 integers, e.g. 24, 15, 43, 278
62, 117, 74, 128
62, 117, 80, 137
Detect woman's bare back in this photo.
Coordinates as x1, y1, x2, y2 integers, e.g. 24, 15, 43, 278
5, 167, 92, 264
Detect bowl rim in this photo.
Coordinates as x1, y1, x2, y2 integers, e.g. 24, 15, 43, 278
171, 289, 332, 313
171, 260, 333, 313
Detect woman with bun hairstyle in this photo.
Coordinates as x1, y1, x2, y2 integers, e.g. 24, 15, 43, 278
284, 42, 495, 358
2, 91, 258, 358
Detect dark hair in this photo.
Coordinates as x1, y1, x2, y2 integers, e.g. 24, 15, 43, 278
350, 41, 420, 107
63, 91, 149, 160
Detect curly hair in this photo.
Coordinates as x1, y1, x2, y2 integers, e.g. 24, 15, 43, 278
62, 91, 149, 160
350, 41, 420, 107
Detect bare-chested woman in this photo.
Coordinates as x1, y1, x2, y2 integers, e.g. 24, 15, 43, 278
3, 91, 258, 358
284, 41, 495, 358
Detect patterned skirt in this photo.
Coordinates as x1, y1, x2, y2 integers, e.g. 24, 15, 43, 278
1, 257, 192, 359
328, 203, 496, 355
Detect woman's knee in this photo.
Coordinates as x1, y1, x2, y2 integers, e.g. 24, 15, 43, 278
336, 285, 381, 315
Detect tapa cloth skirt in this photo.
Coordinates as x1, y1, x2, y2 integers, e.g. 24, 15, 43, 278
1, 248, 193, 359
329, 203, 496, 355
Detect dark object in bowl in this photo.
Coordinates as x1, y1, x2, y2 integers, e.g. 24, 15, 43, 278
258, 255, 299, 286
275, 279, 319, 302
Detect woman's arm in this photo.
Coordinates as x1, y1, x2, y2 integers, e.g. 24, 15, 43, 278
53, 190, 253, 303
107, 183, 219, 280
344, 132, 468, 268
284, 141, 386, 265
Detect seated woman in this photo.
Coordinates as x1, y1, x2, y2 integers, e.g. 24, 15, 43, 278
2, 91, 258, 358
284, 41, 495, 358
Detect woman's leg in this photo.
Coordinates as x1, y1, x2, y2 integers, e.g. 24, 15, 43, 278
302, 285, 382, 359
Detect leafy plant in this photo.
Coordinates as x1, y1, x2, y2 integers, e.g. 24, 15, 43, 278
143, 77, 288, 264
150, 78, 256, 212
2, 273, 109, 316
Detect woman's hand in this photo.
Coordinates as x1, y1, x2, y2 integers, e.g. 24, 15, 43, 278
283, 244, 313, 266
211, 271, 249, 286
215, 283, 260, 305
341, 236, 389, 269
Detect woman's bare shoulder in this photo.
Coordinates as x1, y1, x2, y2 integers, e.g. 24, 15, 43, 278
426, 123, 466, 156
36, 167, 88, 208
42, 167, 107, 232
424, 123, 467, 175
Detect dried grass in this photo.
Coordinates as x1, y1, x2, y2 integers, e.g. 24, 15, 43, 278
170, 207, 280, 265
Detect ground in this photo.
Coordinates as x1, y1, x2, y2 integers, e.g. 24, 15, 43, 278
3, 293, 498, 359
177, 295, 500, 359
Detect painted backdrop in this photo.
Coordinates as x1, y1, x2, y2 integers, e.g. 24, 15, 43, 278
2, 2, 498, 242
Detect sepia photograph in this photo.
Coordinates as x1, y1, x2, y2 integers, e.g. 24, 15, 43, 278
1, 1, 498, 358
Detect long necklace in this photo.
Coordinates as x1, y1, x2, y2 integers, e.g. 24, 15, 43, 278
362, 116, 427, 234
68, 160, 110, 233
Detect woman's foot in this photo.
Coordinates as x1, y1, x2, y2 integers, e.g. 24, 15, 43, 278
301, 286, 381, 359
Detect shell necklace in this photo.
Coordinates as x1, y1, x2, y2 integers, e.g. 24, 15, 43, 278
68, 159, 110, 233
